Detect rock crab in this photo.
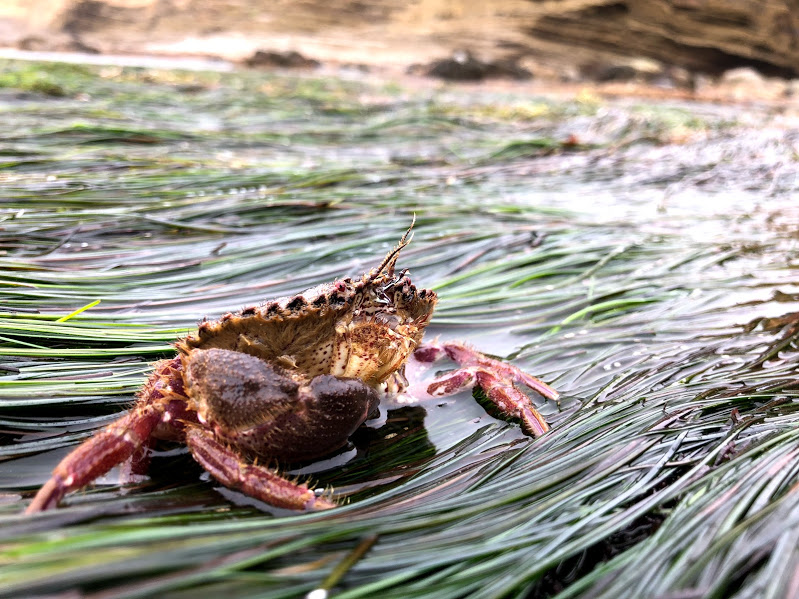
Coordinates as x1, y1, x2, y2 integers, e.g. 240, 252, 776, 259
26, 225, 558, 513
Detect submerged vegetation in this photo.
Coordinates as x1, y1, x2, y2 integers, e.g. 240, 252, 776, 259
1, 59, 798, 598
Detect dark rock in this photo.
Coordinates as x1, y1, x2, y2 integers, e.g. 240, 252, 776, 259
589, 64, 640, 82
56, 0, 139, 34
243, 50, 320, 69
16, 34, 100, 54
580, 58, 664, 83
16, 36, 48, 51
415, 50, 532, 82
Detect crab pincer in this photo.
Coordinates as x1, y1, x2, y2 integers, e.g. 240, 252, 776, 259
412, 341, 558, 437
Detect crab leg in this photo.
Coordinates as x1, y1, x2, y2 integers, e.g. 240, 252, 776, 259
185, 427, 335, 511
25, 404, 163, 513
413, 341, 558, 437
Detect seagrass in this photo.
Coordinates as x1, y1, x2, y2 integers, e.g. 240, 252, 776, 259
0, 59, 797, 598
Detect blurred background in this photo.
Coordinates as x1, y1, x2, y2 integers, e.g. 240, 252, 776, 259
2, 0, 798, 94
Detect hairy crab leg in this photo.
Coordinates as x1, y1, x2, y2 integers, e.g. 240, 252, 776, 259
25, 358, 186, 514
25, 404, 163, 513
412, 341, 558, 437
185, 427, 335, 511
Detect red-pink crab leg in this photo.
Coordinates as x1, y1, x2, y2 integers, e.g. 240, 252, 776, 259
185, 427, 335, 511
414, 341, 559, 401
413, 341, 558, 437
25, 404, 163, 513
426, 367, 549, 436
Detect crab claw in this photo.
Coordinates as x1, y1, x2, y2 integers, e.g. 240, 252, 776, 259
411, 341, 557, 437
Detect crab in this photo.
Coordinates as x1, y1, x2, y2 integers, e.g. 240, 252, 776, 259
25, 225, 559, 513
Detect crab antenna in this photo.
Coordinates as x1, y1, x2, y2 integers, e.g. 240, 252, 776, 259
373, 216, 416, 277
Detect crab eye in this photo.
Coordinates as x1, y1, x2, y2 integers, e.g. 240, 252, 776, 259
335, 281, 347, 292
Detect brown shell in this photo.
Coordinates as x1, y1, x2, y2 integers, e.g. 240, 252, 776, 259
177, 230, 437, 386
